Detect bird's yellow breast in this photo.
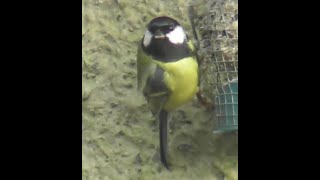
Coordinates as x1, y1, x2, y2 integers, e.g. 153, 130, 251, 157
153, 57, 199, 111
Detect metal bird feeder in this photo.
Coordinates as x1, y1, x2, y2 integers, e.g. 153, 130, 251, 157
190, 0, 238, 133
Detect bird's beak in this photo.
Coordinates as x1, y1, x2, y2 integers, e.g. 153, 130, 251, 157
154, 30, 166, 39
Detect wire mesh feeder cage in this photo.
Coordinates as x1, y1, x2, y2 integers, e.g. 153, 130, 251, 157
189, 0, 238, 133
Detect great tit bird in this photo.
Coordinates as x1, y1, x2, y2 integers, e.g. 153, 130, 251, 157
137, 16, 200, 169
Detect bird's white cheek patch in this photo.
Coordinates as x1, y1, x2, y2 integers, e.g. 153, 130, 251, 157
166, 26, 186, 44
143, 30, 152, 47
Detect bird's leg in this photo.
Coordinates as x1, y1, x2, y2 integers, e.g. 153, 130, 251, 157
196, 91, 214, 110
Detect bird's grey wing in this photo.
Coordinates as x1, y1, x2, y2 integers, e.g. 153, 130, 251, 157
143, 66, 169, 116
137, 43, 169, 115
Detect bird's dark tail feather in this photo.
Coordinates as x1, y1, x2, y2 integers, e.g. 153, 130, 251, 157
159, 110, 170, 170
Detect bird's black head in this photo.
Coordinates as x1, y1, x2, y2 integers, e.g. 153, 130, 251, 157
147, 16, 180, 38
142, 16, 191, 62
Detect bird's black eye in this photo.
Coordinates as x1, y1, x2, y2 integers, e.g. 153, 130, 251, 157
168, 24, 174, 30
149, 27, 156, 33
